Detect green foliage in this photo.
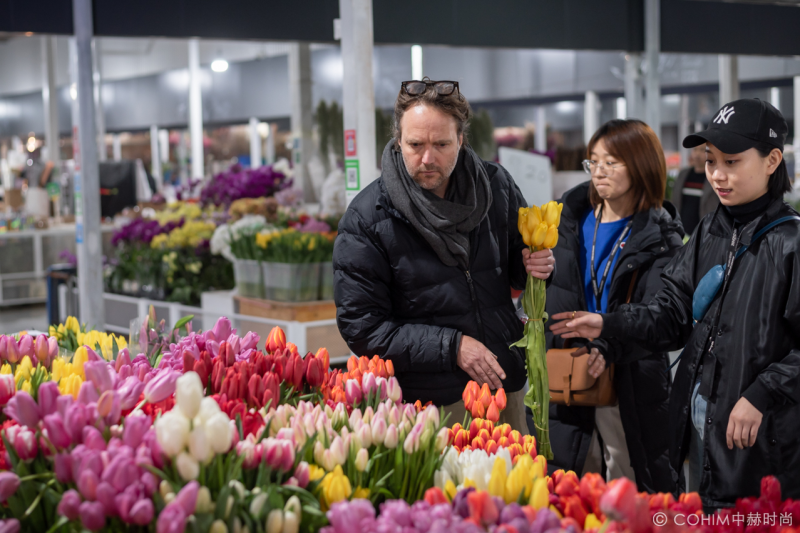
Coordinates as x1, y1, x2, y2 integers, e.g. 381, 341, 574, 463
469, 109, 496, 161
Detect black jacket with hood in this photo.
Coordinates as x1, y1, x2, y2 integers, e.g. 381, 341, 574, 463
533, 181, 685, 494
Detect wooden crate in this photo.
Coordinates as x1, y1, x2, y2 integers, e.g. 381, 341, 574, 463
234, 296, 337, 322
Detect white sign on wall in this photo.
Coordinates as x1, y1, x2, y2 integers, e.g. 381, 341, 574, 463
498, 147, 553, 207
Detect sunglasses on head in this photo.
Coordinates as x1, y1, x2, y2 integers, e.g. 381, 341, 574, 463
401, 80, 460, 97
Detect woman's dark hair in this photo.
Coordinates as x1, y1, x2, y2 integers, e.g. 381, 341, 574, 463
755, 144, 792, 198
586, 119, 666, 212
392, 77, 472, 147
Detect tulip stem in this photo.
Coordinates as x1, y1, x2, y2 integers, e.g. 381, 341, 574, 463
23, 479, 54, 518
18, 473, 53, 483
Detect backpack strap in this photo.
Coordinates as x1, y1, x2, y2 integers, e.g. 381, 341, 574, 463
734, 216, 800, 260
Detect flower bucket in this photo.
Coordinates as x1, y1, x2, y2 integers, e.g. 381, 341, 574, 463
263, 262, 320, 302
319, 262, 334, 301
234, 259, 264, 299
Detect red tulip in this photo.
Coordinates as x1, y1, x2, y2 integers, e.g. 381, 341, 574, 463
453, 429, 470, 449
678, 492, 702, 515
247, 374, 265, 408
305, 356, 324, 388
600, 477, 638, 523
761, 475, 782, 505
194, 360, 209, 389
494, 388, 507, 411
471, 436, 485, 450
315, 348, 330, 374
563, 494, 587, 527
424, 487, 449, 505
471, 400, 485, 419
485, 439, 499, 455
286, 342, 299, 356
467, 490, 499, 526
265, 327, 286, 353
463, 389, 476, 412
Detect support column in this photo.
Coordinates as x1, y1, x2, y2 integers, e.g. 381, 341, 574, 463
112, 134, 121, 161
341, 0, 377, 206
249, 117, 262, 169
71, 0, 105, 329
289, 43, 315, 201
624, 53, 643, 121
584, 91, 600, 145
150, 125, 162, 190
93, 39, 106, 162
41, 36, 60, 165
615, 97, 627, 120
644, 0, 661, 138
679, 94, 691, 167
158, 129, 169, 164
718, 55, 740, 106
266, 123, 276, 165
770, 87, 781, 110
188, 39, 204, 181
534, 106, 547, 153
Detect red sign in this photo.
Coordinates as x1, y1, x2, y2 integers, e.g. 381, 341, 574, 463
345, 129, 357, 157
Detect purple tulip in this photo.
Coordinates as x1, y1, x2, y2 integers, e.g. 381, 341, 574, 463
96, 482, 117, 516
115, 491, 136, 522
174, 480, 199, 515
80, 500, 106, 531
44, 414, 71, 449
38, 382, 60, 417
500, 503, 525, 524
0, 472, 19, 502
129, 498, 154, 526
327, 499, 376, 533
530, 508, 560, 533
509, 517, 531, 533
123, 414, 150, 449
85, 361, 114, 393
143, 369, 179, 403
117, 377, 146, 411
0, 518, 20, 533
453, 488, 475, 519
241, 331, 259, 352
57, 489, 82, 520
6, 391, 41, 428
156, 502, 187, 533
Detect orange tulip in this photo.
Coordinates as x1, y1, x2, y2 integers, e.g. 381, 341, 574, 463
507, 443, 522, 461
375, 358, 388, 379
286, 342, 299, 356
478, 383, 493, 408
508, 430, 522, 445
678, 492, 702, 515
485, 439, 499, 455
523, 436, 537, 456
469, 419, 483, 441
424, 487, 449, 506
563, 495, 587, 528
316, 347, 330, 373
497, 436, 509, 448
414, 399, 423, 412
467, 490, 499, 527
494, 388, 507, 411
471, 400, 485, 419
471, 436, 486, 450
265, 326, 287, 352
464, 389, 476, 412
358, 356, 370, 374
385, 359, 395, 377
649, 492, 675, 512
451, 422, 462, 435
347, 355, 358, 373
486, 399, 500, 423
484, 420, 495, 435
453, 429, 470, 448
477, 428, 491, 443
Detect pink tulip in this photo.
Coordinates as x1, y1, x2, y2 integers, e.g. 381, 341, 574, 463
212, 317, 232, 344
85, 361, 114, 393
143, 369, 179, 404
387, 377, 402, 403
241, 331, 259, 352
0, 518, 20, 533
6, 391, 41, 428
77, 381, 100, 405
115, 491, 136, 523
17, 335, 33, 359
5, 338, 19, 364
34, 335, 49, 367
115, 348, 131, 372
376, 377, 388, 400
84, 345, 104, 362
0, 336, 6, 361
0, 375, 14, 407
55, 452, 72, 483
117, 377, 146, 411
13, 427, 38, 460
123, 414, 150, 449
345, 380, 363, 405
35, 384, 58, 420
83, 426, 107, 451
362, 372, 378, 397
80, 500, 106, 531
227, 334, 241, 356
371, 417, 388, 444
129, 498, 154, 525
96, 481, 117, 516
236, 439, 259, 469
140, 472, 159, 497
57, 489, 82, 520
56, 394, 72, 417
65, 403, 90, 444
78, 469, 99, 501
156, 502, 187, 533
47, 336, 59, 364
0, 472, 19, 502
294, 461, 310, 488
174, 480, 199, 515
44, 414, 71, 449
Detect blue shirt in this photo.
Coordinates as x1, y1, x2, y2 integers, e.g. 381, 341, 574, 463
579, 209, 632, 313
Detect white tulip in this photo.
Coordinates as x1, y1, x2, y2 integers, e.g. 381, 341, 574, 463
284, 496, 301, 520
266, 510, 283, 533
209, 520, 229, 533
176, 372, 204, 419
197, 487, 214, 513
195, 396, 221, 426
188, 425, 211, 463
176, 451, 200, 480
355, 448, 369, 472
249, 493, 268, 518
282, 511, 299, 533
205, 411, 233, 454
155, 410, 190, 457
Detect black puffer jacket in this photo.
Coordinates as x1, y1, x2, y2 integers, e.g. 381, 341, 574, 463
600, 197, 800, 507
532, 181, 684, 494
333, 161, 529, 406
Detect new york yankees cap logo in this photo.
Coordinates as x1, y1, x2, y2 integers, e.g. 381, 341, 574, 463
683, 98, 787, 154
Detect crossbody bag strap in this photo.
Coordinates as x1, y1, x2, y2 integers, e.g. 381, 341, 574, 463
625, 269, 639, 304
734, 216, 800, 260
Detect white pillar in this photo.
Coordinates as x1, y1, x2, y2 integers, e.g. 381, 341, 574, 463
644, 0, 661, 138
624, 53, 643, 121
158, 129, 169, 164
794, 76, 800, 183
534, 106, 547, 153
718, 55, 740, 106
71, 0, 105, 330
178, 130, 188, 184
41, 36, 60, 165
679, 94, 691, 167
584, 91, 600, 145
411, 45, 423, 80
770, 87, 781, 110
341, 0, 377, 205
249, 117, 262, 169
266, 123, 276, 165
150, 125, 162, 190
92, 39, 106, 162
615, 97, 627, 120
289, 43, 315, 201
188, 39, 204, 181
112, 134, 122, 161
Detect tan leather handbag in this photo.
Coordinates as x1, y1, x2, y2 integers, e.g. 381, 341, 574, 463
546, 271, 638, 407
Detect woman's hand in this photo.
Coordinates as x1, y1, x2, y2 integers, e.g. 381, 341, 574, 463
726, 397, 763, 450
569, 346, 606, 378
549, 311, 604, 339
523, 248, 555, 280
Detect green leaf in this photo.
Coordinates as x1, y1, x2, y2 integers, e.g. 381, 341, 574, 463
173, 315, 194, 332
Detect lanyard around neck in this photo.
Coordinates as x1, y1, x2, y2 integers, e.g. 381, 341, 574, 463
590, 204, 633, 309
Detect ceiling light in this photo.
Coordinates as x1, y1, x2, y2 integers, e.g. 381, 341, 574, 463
211, 59, 229, 73
257, 122, 270, 139
26, 136, 37, 153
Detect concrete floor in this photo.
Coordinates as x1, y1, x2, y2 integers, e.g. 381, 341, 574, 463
0, 304, 49, 334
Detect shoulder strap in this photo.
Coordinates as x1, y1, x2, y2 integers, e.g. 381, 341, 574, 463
735, 216, 800, 259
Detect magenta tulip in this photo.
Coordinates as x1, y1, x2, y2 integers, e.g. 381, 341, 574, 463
38, 381, 59, 417
13, 427, 38, 460
173, 480, 199, 515
0, 472, 19, 502
78, 469, 99, 501
156, 502, 187, 533
143, 369, 179, 404
55, 452, 72, 483
79, 500, 106, 531
5, 338, 19, 364
123, 414, 150, 449
85, 361, 114, 393
96, 481, 117, 516
129, 498, 154, 526
361, 372, 378, 397
83, 426, 106, 451
6, 391, 41, 428
0, 518, 20, 533
57, 489, 82, 520
0, 375, 14, 407
17, 335, 33, 359
212, 317, 232, 343
44, 414, 71, 449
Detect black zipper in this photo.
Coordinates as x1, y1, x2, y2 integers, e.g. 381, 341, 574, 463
465, 270, 487, 343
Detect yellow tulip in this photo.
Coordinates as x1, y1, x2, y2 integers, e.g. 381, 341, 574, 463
521, 227, 532, 248
542, 201, 563, 227
504, 464, 533, 503
542, 225, 559, 249
353, 486, 370, 499
0, 364, 10, 375
444, 479, 457, 502
517, 209, 528, 236
532, 222, 548, 248
15, 356, 33, 382
59, 374, 83, 399
585, 513, 603, 530
529, 478, 549, 509
515, 454, 534, 472
20, 381, 32, 394
531, 460, 544, 480
462, 478, 477, 489
65, 316, 81, 335
72, 347, 88, 378
527, 205, 542, 233
320, 465, 352, 507
308, 465, 325, 482
487, 457, 507, 498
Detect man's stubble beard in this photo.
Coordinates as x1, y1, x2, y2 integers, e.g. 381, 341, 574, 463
402, 148, 460, 191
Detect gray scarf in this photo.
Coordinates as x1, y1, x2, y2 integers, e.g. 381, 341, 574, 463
381, 141, 492, 270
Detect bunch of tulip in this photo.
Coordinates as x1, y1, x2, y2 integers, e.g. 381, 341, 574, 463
511, 201, 563, 461
322, 355, 400, 412
0, 333, 59, 370
47, 316, 128, 359
462, 381, 508, 423
447, 419, 537, 464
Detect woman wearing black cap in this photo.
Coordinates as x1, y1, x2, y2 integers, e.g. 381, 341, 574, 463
549, 98, 800, 510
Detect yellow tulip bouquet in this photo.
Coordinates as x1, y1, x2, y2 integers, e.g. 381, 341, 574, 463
511, 200, 563, 460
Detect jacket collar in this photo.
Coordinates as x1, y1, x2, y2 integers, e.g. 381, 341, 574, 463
707, 196, 786, 245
